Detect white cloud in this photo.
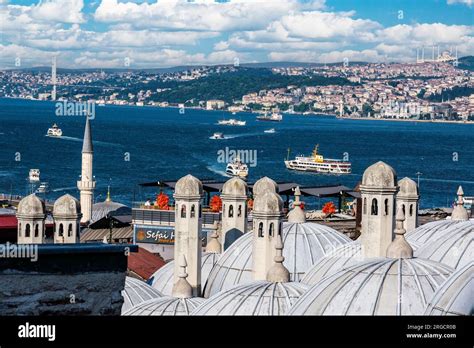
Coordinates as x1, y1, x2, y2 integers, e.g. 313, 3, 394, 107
447, 0, 474, 7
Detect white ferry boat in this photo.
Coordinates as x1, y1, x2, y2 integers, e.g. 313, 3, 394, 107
226, 157, 249, 178
284, 145, 351, 175
256, 110, 283, 122
264, 128, 276, 133
210, 132, 225, 140
46, 123, 63, 137
218, 119, 246, 126
35, 182, 49, 194
29, 169, 40, 183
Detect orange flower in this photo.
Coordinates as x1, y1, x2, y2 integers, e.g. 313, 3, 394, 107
322, 202, 336, 216
156, 192, 170, 210
210, 195, 222, 212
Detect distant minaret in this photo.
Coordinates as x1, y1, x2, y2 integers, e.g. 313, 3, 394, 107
51, 56, 57, 101
77, 117, 95, 224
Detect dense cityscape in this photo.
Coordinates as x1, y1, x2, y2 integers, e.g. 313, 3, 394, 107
1, 54, 473, 121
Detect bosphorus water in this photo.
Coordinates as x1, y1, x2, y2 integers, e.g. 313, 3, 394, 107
1, 98, 473, 209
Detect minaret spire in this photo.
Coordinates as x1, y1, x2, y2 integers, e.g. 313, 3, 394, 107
386, 208, 413, 259
77, 117, 96, 224
266, 234, 290, 283
172, 255, 193, 299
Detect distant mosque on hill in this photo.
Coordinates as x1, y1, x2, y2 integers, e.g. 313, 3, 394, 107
15, 118, 473, 316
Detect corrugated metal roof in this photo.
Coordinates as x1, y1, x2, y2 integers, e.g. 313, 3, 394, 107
80, 226, 133, 242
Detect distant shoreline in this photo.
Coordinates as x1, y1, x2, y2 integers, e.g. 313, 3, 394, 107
2, 97, 473, 124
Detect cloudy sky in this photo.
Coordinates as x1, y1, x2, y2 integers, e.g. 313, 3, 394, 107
0, 0, 473, 69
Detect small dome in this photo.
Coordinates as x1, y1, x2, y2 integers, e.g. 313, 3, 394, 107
289, 258, 453, 315
407, 219, 457, 247
397, 177, 418, 197
361, 161, 397, 187
253, 191, 283, 214
121, 277, 163, 314
17, 194, 46, 218
53, 194, 81, 217
123, 297, 204, 316
414, 220, 473, 269
174, 174, 203, 197
301, 242, 362, 285
252, 176, 277, 197
203, 221, 352, 298
192, 281, 308, 316
150, 253, 220, 296
222, 177, 247, 197
425, 261, 473, 316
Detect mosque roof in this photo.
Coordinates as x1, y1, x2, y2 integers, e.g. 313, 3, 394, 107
121, 276, 163, 314
122, 297, 204, 316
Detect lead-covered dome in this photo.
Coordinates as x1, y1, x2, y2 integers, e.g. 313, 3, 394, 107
193, 281, 307, 316
301, 242, 362, 285
17, 194, 46, 218
406, 219, 463, 247
150, 253, 220, 296
53, 194, 81, 217
425, 261, 473, 316
123, 297, 204, 316
203, 221, 352, 298
121, 276, 163, 314
174, 174, 203, 197
414, 220, 473, 269
252, 176, 277, 197
289, 258, 454, 315
222, 177, 247, 197
361, 161, 397, 187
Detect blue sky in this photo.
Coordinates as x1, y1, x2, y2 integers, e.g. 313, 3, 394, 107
1, 0, 473, 69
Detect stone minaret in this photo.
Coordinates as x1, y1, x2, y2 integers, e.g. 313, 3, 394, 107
252, 176, 278, 199
17, 194, 46, 244
360, 161, 398, 258
77, 117, 95, 224
266, 234, 290, 283
221, 177, 248, 250
173, 174, 203, 297
386, 208, 413, 259
397, 177, 419, 232
172, 255, 193, 299
53, 194, 82, 244
252, 189, 283, 281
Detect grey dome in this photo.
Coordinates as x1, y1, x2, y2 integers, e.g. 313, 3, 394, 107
193, 281, 308, 316
203, 221, 352, 298
301, 242, 363, 286
174, 174, 203, 197
123, 297, 204, 316
406, 219, 463, 247
289, 258, 453, 315
252, 176, 277, 197
414, 220, 473, 269
398, 177, 418, 197
150, 253, 220, 296
253, 191, 283, 214
17, 194, 46, 218
222, 177, 247, 197
361, 161, 397, 187
53, 194, 81, 217
425, 261, 473, 316
121, 276, 163, 314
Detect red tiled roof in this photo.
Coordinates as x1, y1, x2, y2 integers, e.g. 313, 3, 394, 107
127, 247, 166, 280
0, 215, 17, 230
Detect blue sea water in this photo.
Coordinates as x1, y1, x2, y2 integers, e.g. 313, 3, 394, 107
1, 98, 473, 209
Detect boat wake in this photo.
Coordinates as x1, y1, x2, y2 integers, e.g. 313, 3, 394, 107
206, 164, 231, 178
51, 186, 78, 193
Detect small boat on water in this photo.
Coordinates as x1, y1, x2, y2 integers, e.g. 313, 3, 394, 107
35, 182, 49, 194
46, 123, 62, 137
264, 128, 276, 133
218, 119, 246, 126
226, 157, 249, 178
210, 132, 225, 140
284, 145, 351, 175
29, 169, 40, 183
257, 110, 283, 122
